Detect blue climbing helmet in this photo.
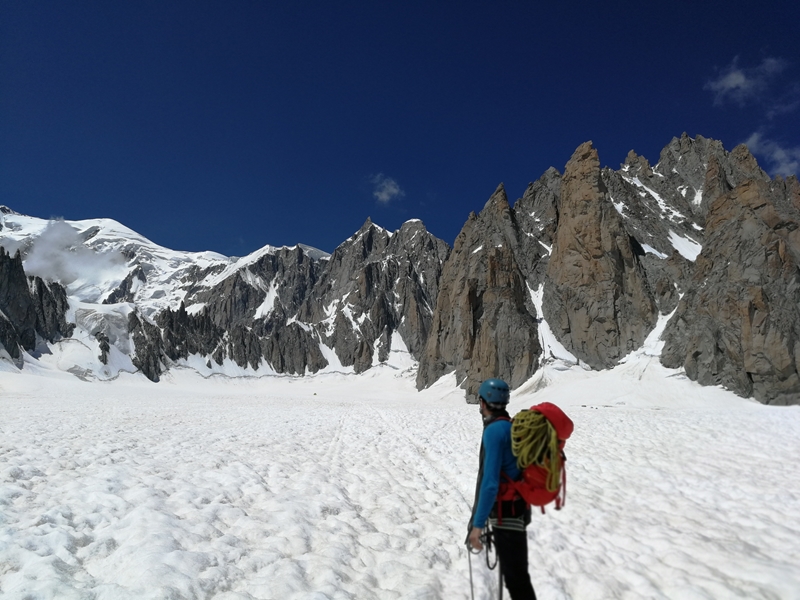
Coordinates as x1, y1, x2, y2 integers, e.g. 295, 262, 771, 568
478, 378, 510, 406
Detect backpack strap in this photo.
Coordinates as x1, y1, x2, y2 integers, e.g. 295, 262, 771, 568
492, 416, 513, 526
497, 472, 522, 503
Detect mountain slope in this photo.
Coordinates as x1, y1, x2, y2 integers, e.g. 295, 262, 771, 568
0, 206, 448, 382
1, 134, 799, 404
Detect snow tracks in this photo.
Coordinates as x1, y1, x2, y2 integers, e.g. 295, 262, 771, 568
2, 375, 800, 599
0, 388, 481, 599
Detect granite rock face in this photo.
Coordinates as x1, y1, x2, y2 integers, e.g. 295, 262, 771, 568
0, 247, 73, 360
300, 218, 450, 372
543, 142, 658, 369
633, 133, 770, 220
146, 218, 449, 378
417, 185, 542, 402
128, 311, 165, 382
661, 176, 800, 404
0, 248, 38, 355
599, 135, 770, 316
157, 302, 225, 363
370, 136, 800, 404
511, 167, 561, 287
103, 266, 146, 305
4, 135, 800, 404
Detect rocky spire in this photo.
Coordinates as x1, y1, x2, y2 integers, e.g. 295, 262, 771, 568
5, 133, 800, 405
542, 142, 657, 369
416, 184, 542, 402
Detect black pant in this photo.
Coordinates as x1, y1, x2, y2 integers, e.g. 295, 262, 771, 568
493, 528, 537, 600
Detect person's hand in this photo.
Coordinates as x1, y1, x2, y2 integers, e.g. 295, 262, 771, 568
468, 527, 484, 551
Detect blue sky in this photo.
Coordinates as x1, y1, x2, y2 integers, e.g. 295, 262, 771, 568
2, 1, 799, 256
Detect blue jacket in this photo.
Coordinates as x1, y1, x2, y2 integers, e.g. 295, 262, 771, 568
472, 418, 521, 529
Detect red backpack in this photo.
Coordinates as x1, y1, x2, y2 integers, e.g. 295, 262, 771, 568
498, 402, 574, 512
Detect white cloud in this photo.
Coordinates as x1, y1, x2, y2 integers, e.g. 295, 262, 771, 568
370, 173, 405, 205
24, 220, 126, 285
705, 56, 787, 106
745, 132, 800, 177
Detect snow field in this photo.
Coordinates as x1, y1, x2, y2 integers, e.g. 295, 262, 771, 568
543, 408, 800, 600
1, 367, 800, 599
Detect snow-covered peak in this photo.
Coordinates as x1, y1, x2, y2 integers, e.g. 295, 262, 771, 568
0, 210, 233, 311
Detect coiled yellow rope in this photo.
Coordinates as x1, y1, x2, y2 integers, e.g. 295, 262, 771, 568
511, 410, 562, 492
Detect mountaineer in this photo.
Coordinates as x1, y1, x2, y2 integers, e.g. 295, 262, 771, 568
467, 378, 536, 600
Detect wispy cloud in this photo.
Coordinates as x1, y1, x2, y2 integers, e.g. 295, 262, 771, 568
706, 56, 799, 177
24, 220, 126, 285
745, 132, 800, 177
705, 56, 787, 106
766, 83, 800, 120
370, 173, 405, 205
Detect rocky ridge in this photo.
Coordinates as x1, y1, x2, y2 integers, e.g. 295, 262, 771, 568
0, 208, 450, 382
661, 176, 800, 404
1, 133, 799, 404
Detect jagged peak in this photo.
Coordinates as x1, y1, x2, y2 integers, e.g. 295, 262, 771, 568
666, 132, 713, 150
563, 142, 603, 181
330, 218, 393, 264
482, 183, 509, 212
624, 149, 650, 166
731, 143, 755, 158
0, 247, 24, 262
571, 140, 596, 159
622, 150, 653, 176
520, 167, 562, 197
564, 141, 601, 181
296, 244, 330, 261
388, 219, 449, 260
354, 217, 391, 237
397, 218, 426, 235
542, 166, 562, 178
338, 218, 389, 246
729, 143, 768, 175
